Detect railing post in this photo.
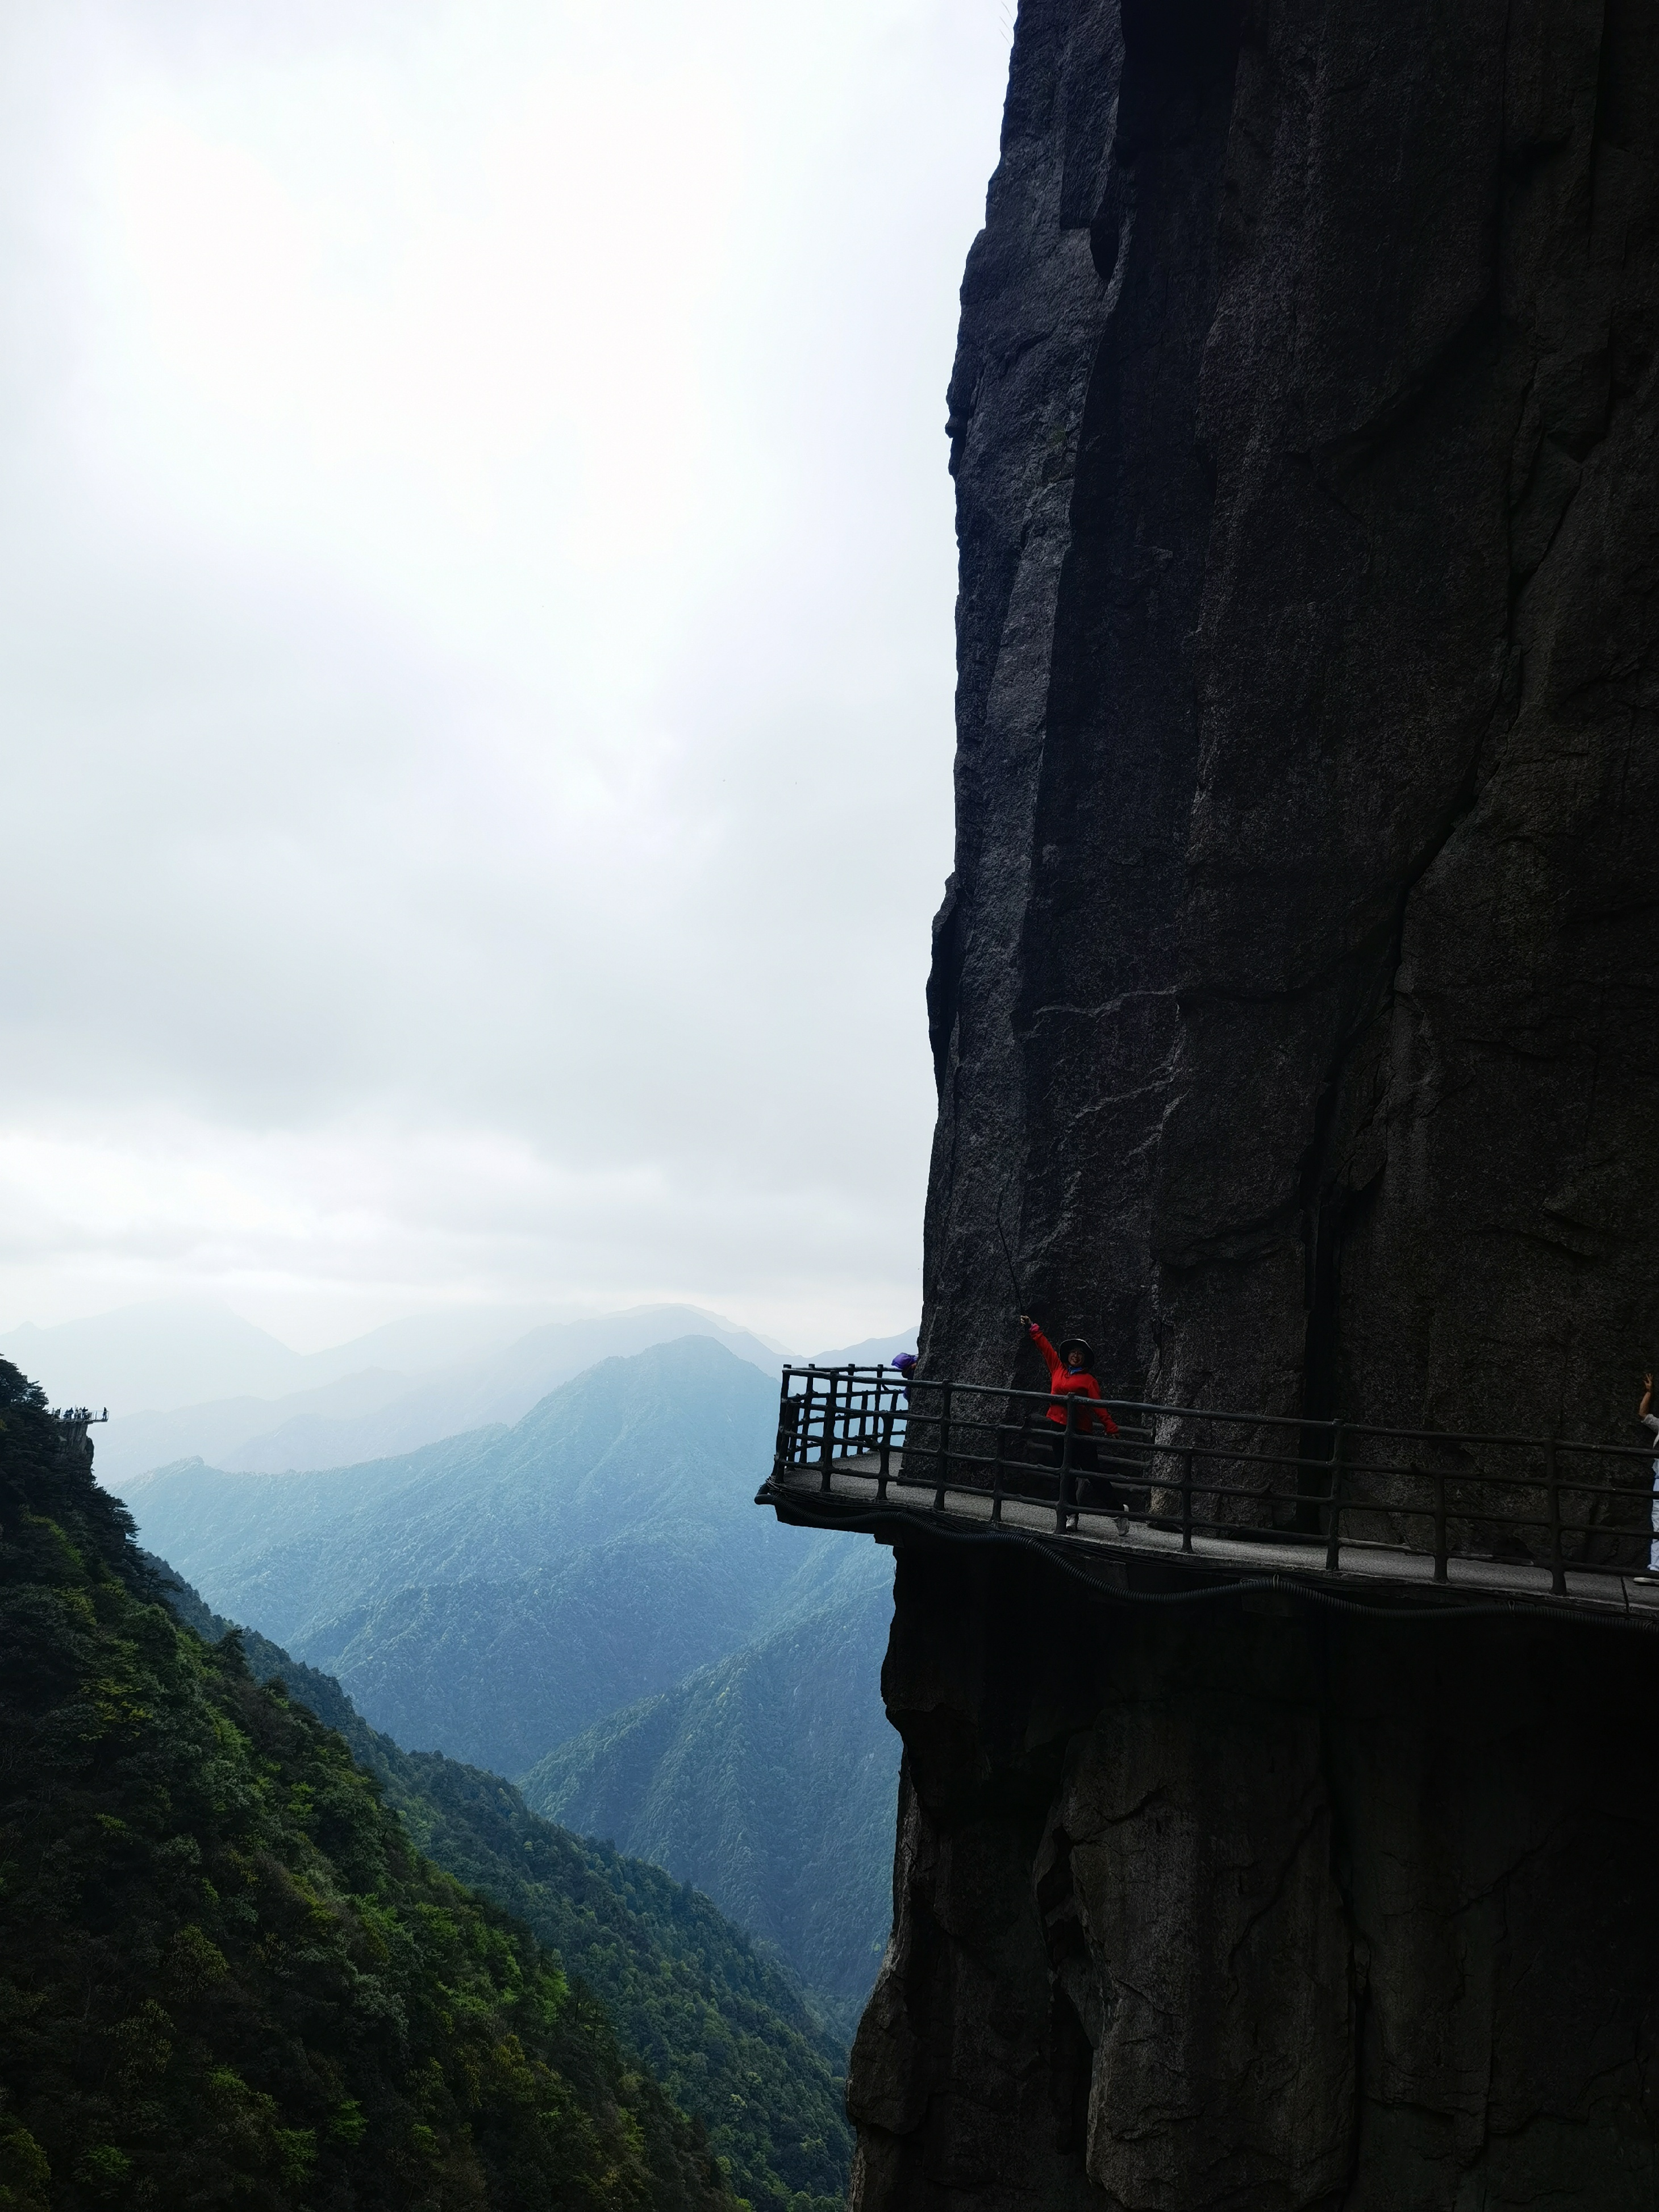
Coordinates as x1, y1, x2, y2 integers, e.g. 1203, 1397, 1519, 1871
933, 1384, 953, 1511
1054, 1401, 1076, 1534
1324, 1419, 1345, 1573
1546, 1432, 1566, 1595
1433, 1468, 1448, 1583
773, 1368, 794, 1481
1181, 1447, 1194, 1552
878, 1402, 894, 1502
819, 1367, 839, 1494
991, 1415, 1007, 1526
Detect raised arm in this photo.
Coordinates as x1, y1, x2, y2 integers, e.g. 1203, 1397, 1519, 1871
1022, 1316, 1063, 1382
1643, 1373, 1654, 1422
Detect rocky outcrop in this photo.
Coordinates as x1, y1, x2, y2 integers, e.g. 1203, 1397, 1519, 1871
851, 2, 1659, 2203
923, 0, 1659, 1436
849, 1546, 1659, 2209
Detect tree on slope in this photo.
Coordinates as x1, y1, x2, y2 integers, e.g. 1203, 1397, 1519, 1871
0, 1356, 730, 2212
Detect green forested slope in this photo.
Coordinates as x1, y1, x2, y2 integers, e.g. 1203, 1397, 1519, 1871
123, 1341, 810, 1772
119, 1338, 895, 2040
149, 1559, 855, 2210
0, 1360, 728, 2212
298, 1527, 769, 1777
519, 1576, 897, 2038
361, 1756, 852, 2209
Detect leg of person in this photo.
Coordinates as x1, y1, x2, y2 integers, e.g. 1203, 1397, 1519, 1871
1073, 1437, 1129, 1530
1073, 1439, 1098, 1508
1090, 1439, 1129, 1533
1049, 1429, 1079, 1527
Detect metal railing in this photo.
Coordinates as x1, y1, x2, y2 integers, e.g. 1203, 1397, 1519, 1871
772, 1365, 1659, 1594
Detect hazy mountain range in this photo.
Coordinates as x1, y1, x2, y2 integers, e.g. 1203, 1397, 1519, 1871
17, 1301, 785, 1482
116, 1336, 900, 2022
1, 1297, 568, 1410
9, 1297, 913, 1483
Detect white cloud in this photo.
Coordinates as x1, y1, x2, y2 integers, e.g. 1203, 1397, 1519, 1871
0, 0, 1012, 1355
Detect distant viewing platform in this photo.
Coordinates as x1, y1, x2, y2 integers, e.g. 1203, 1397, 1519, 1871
757, 1364, 1659, 1628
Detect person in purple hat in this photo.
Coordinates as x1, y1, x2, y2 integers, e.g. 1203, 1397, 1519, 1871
890, 1351, 917, 1402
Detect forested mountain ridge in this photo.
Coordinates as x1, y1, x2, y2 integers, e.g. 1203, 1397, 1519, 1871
520, 1571, 897, 2037
123, 1339, 881, 1780
149, 1557, 856, 2210
122, 1338, 897, 2031
0, 1359, 728, 2212
299, 1526, 769, 1777
123, 1337, 785, 1651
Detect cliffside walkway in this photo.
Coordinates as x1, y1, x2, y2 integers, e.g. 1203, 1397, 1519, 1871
755, 1365, 1659, 1626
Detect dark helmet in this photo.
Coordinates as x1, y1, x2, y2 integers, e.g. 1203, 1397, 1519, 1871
1058, 1336, 1094, 1368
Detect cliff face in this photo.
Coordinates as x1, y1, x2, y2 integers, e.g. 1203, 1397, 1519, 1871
924, 0, 1659, 1432
849, 2, 1659, 2203
849, 1550, 1659, 2209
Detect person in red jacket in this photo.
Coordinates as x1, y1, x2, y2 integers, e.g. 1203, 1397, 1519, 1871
1022, 1315, 1119, 1524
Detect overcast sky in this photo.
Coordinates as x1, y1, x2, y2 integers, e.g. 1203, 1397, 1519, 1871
0, 0, 1014, 1353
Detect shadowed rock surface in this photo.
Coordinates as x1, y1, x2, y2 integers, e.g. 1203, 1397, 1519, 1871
851, 1547, 1659, 2210
848, 1, 1659, 2203
925, 0, 1659, 1434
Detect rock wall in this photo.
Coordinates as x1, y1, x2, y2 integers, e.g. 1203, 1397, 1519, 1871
849, 1546, 1659, 2210
853, 3, 1659, 2203
923, 0, 1659, 1434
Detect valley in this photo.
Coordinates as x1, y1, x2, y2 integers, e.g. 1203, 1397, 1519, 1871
152, 1557, 856, 2208
115, 1331, 902, 2036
